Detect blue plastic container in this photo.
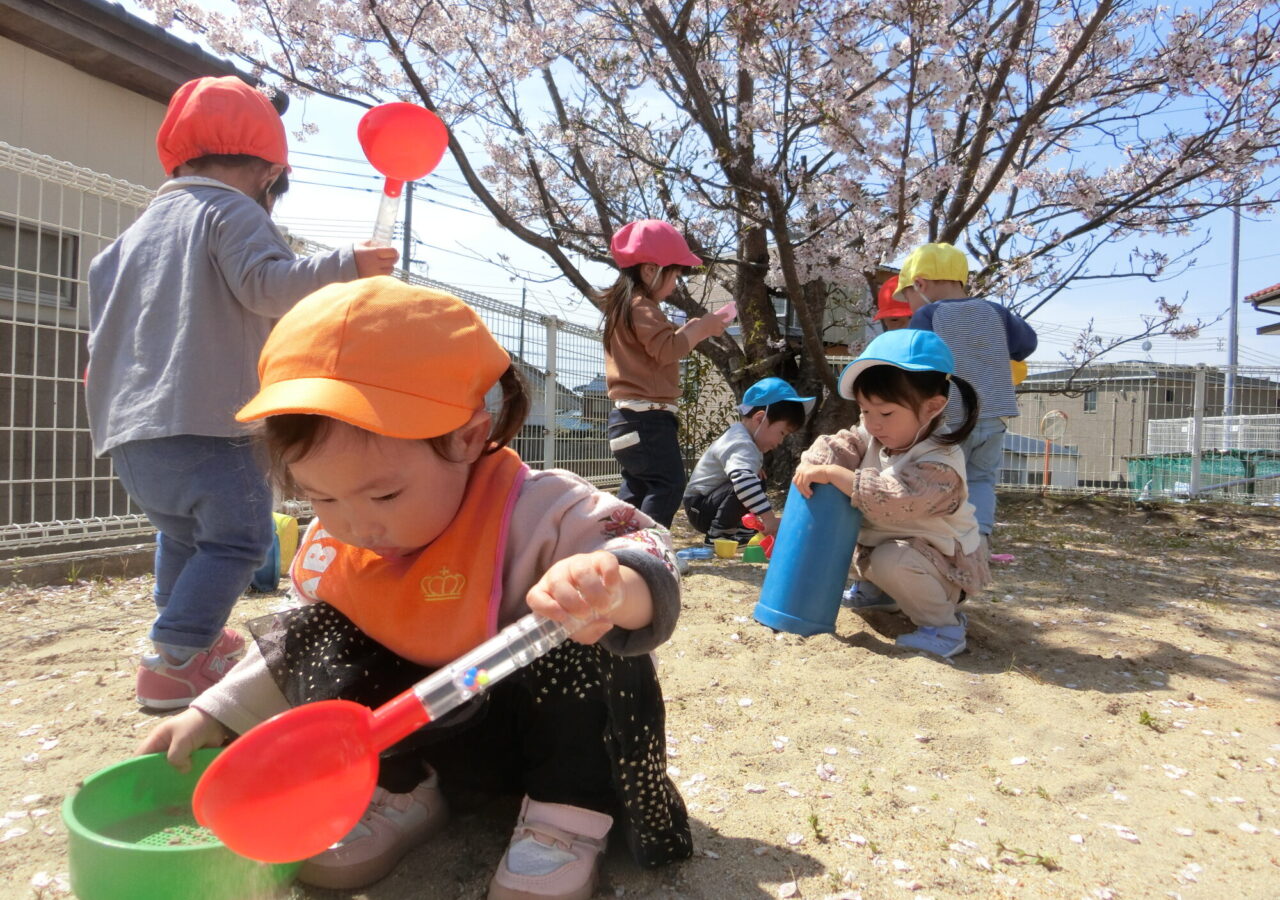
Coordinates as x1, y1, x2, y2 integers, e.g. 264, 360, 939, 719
753, 483, 862, 636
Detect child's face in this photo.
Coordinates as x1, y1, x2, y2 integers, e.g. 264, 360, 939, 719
288, 423, 472, 558
855, 392, 938, 452
642, 264, 681, 302
880, 316, 911, 331
751, 416, 796, 453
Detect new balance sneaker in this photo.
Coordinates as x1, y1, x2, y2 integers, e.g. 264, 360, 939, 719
895, 612, 968, 659
841, 582, 900, 612
299, 770, 449, 889
488, 797, 612, 900
135, 627, 246, 710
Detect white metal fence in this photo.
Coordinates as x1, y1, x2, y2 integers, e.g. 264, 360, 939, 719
0, 144, 615, 557
4, 143, 1279, 557
1012, 361, 1280, 503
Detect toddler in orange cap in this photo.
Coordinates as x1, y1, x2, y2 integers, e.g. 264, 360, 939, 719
86, 76, 399, 712
138, 278, 690, 898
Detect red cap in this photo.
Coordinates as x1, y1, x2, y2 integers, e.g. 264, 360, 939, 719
156, 76, 289, 175
609, 220, 702, 269
874, 276, 913, 321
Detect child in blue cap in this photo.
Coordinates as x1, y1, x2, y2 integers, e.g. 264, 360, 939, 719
792, 330, 990, 658
683, 377, 812, 545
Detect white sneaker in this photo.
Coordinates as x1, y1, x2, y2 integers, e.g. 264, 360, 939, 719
298, 768, 448, 889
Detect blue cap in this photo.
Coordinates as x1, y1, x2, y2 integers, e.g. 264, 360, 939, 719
739, 377, 815, 414
837, 329, 954, 399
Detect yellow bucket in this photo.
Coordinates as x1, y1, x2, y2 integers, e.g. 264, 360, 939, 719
273, 512, 299, 571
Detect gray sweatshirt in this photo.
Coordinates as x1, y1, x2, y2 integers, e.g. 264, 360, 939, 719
85, 177, 357, 454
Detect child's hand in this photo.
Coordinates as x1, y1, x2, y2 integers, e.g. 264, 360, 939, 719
353, 241, 400, 277
526, 550, 627, 645
759, 510, 781, 537
135, 707, 229, 772
697, 313, 729, 340
792, 462, 854, 499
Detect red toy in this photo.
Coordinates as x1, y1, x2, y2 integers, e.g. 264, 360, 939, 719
741, 513, 774, 558
357, 102, 449, 243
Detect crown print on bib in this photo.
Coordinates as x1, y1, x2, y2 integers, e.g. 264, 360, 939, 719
420, 567, 466, 603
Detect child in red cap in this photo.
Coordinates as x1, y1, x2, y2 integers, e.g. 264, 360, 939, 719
139, 278, 690, 898
874, 275, 913, 331
86, 76, 399, 711
596, 220, 727, 527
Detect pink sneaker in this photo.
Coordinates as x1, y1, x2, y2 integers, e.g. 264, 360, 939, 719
135, 628, 246, 710
299, 769, 449, 889
488, 798, 612, 900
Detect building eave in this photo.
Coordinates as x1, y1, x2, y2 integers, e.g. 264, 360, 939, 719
0, 0, 249, 104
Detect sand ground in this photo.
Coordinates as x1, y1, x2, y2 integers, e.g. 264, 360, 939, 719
3, 493, 1278, 900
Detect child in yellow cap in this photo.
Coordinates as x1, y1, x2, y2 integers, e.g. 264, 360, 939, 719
894, 242, 1037, 543
137, 277, 690, 898
87, 76, 398, 711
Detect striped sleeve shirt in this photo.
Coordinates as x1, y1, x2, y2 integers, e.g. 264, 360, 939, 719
684, 422, 773, 515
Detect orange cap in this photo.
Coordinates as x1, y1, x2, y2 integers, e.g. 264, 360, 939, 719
156, 76, 289, 175
874, 276, 913, 321
237, 277, 511, 439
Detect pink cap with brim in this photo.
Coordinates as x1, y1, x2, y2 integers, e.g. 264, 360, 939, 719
609, 220, 703, 269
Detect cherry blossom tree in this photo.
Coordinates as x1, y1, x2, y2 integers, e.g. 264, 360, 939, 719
144, 0, 1280, 426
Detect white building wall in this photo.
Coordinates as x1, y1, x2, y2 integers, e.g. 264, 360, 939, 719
0, 35, 168, 188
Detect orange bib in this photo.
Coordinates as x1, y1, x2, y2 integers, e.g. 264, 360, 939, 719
289, 448, 528, 667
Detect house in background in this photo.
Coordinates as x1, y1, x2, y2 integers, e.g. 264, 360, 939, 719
1018, 362, 1280, 488
1, 0, 243, 183
1000, 432, 1079, 489
1246, 282, 1280, 337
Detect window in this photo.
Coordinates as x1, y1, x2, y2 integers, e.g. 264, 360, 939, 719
1083, 389, 1097, 413
0, 217, 79, 308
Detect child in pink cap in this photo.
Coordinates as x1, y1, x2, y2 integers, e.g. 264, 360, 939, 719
596, 220, 727, 527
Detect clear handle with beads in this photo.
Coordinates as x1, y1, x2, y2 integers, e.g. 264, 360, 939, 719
414, 612, 580, 718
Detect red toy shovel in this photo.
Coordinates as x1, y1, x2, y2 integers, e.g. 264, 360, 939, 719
193, 609, 600, 863
357, 102, 449, 244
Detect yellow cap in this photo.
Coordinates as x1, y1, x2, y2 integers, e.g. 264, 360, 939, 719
894, 243, 969, 296
1010, 359, 1028, 385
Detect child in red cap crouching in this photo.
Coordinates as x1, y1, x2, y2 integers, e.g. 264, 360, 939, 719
86, 76, 398, 711
137, 277, 690, 898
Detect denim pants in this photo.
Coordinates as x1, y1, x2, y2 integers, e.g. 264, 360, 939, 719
109, 435, 274, 656
607, 408, 685, 528
960, 417, 1007, 536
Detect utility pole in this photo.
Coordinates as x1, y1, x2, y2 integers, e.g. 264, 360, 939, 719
402, 180, 414, 276
518, 284, 527, 360
1225, 205, 1240, 448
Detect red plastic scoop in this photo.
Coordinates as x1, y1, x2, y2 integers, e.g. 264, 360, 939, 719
192, 694, 425, 862
192, 610, 595, 863
357, 102, 449, 243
